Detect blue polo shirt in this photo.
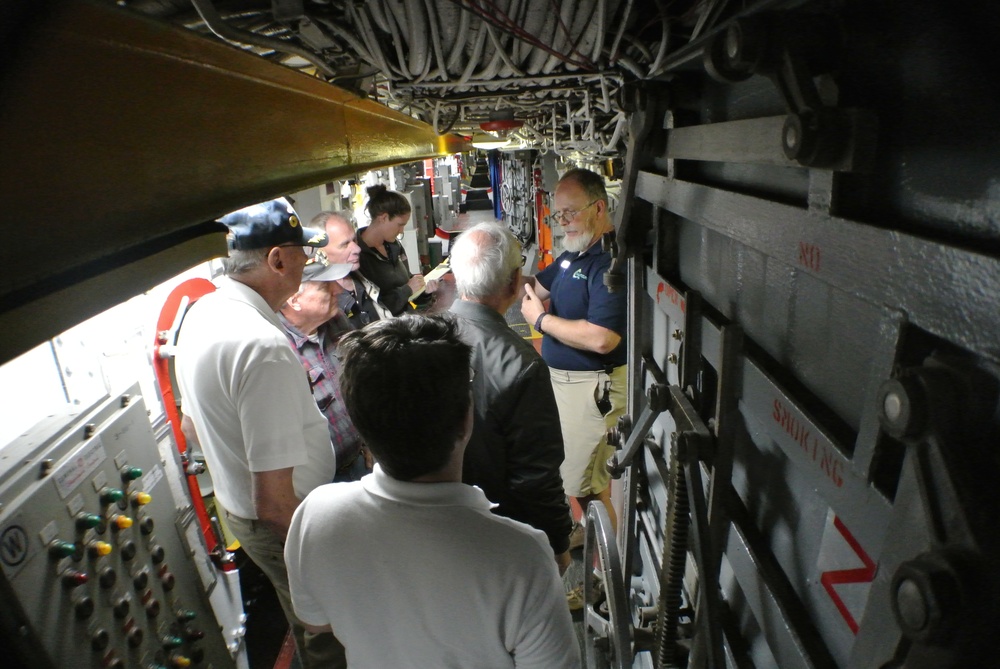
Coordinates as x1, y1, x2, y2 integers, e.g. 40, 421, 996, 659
536, 243, 627, 371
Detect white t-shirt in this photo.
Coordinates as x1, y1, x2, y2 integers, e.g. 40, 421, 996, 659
285, 467, 582, 669
175, 276, 334, 518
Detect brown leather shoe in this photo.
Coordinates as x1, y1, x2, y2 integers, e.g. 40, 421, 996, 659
566, 585, 584, 611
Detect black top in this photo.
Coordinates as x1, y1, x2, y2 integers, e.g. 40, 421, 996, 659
449, 299, 572, 555
336, 272, 383, 328
356, 231, 416, 316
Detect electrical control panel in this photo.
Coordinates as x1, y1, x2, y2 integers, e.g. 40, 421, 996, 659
0, 386, 239, 669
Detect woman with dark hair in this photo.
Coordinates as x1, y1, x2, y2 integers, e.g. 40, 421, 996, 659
357, 184, 438, 316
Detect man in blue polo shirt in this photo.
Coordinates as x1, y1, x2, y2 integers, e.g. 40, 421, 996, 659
521, 168, 627, 550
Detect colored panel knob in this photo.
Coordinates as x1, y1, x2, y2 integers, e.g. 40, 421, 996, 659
169, 655, 192, 668
162, 635, 184, 649
126, 627, 144, 648
176, 609, 197, 623
120, 540, 137, 561
98, 566, 117, 589
145, 598, 161, 618
120, 466, 143, 482
131, 491, 152, 507
111, 514, 133, 530
61, 569, 88, 588
89, 541, 113, 558
112, 597, 130, 619
100, 487, 125, 504
91, 628, 110, 652
75, 596, 95, 620
48, 541, 76, 559
75, 513, 102, 530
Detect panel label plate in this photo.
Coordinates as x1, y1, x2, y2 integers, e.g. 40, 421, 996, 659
53, 437, 107, 500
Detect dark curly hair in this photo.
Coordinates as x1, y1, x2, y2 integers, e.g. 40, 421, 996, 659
337, 315, 471, 481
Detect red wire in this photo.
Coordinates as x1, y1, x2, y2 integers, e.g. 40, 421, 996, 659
448, 0, 597, 70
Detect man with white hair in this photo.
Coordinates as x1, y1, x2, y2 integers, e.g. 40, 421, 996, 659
449, 222, 573, 576
310, 210, 388, 327
278, 253, 369, 482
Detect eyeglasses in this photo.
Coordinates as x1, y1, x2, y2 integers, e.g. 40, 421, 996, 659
552, 200, 599, 223
276, 244, 317, 258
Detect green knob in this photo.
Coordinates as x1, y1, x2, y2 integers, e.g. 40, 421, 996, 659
100, 487, 125, 504
76, 513, 102, 530
48, 540, 76, 559
121, 466, 144, 482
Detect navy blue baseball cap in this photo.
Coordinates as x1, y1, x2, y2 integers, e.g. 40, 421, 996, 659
220, 198, 328, 251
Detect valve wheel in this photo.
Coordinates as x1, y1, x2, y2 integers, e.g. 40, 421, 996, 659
582, 502, 631, 669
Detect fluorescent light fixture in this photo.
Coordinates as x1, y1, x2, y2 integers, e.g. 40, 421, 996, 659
471, 131, 511, 150
472, 138, 511, 150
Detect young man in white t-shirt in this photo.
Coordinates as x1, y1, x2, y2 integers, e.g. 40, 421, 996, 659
284, 315, 582, 669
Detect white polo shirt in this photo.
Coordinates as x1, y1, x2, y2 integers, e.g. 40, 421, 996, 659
175, 276, 334, 519
285, 467, 582, 669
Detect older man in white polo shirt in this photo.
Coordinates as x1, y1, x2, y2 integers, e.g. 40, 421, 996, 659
176, 197, 345, 668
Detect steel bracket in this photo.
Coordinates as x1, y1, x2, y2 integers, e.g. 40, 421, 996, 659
702, 12, 876, 171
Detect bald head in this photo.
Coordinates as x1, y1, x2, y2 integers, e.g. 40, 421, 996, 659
450, 223, 522, 303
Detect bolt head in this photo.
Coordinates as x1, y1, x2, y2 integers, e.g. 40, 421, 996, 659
891, 552, 964, 644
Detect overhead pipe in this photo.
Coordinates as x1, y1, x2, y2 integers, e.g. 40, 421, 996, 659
608, 0, 634, 63
366, 0, 392, 33
485, 21, 525, 78
419, 0, 449, 82
314, 17, 377, 66
401, 0, 428, 77
541, 0, 580, 74
380, 2, 412, 79
189, 0, 336, 77
348, 2, 402, 77
445, 5, 472, 72
592, 0, 606, 63
395, 71, 623, 88
456, 23, 489, 85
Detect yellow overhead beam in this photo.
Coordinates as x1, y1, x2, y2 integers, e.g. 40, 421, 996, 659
0, 0, 469, 365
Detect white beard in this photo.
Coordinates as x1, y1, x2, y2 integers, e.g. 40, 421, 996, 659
562, 231, 592, 253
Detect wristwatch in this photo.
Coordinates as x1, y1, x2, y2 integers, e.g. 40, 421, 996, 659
534, 313, 546, 334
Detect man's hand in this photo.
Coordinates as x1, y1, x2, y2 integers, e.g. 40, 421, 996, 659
555, 550, 572, 576
521, 283, 546, 326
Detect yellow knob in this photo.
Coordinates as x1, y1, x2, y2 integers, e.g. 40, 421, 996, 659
112, 515, 134, 530
132, 492, 152, 506
90, 541, 113, 557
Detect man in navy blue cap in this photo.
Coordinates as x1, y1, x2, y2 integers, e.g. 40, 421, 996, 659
176, 197, 347, 668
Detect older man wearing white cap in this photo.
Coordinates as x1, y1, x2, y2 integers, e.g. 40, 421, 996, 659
175, 197, 346, 668
279, 253, 370, 483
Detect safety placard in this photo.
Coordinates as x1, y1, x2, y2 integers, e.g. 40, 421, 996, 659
816, 510, 876, 634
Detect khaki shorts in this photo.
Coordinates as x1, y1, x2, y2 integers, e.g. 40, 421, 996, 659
550, 365, 627, 497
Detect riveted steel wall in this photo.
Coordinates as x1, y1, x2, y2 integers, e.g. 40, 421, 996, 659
606, 2, 1000, 668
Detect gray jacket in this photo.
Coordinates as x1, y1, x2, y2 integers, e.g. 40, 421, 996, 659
450, 299, 572, 555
